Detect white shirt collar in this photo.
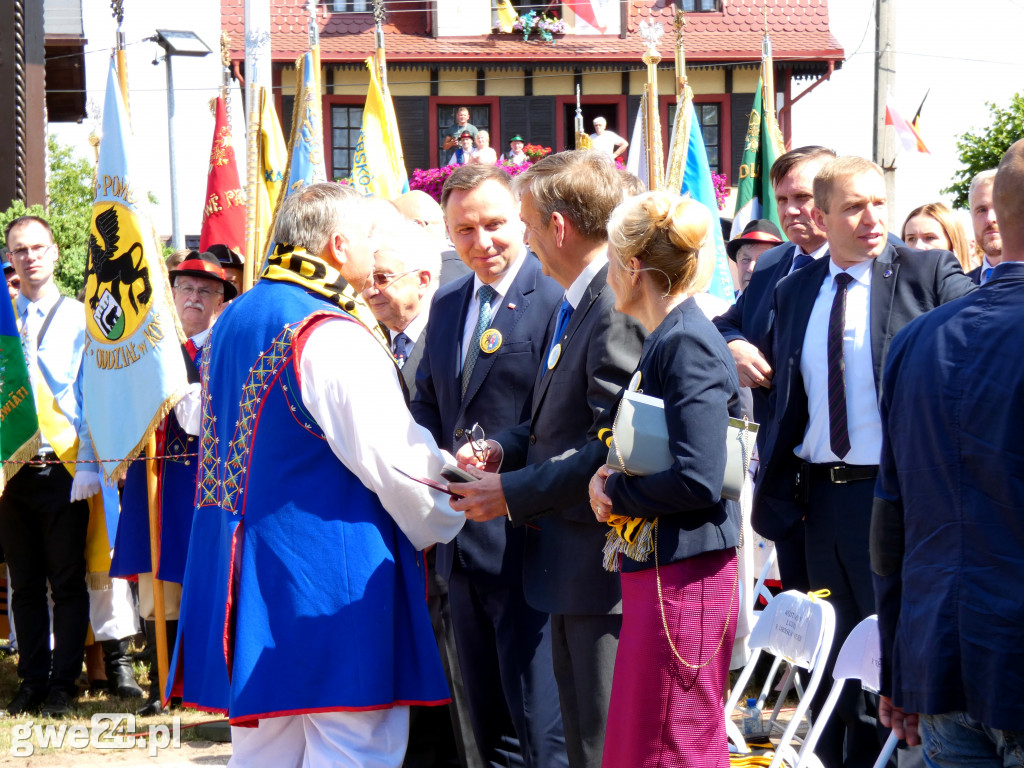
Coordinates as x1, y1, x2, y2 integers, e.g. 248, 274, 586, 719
565, 253, 608, 309
471, 247, 528, 301
190, 327, 212, 349
397, 306, 429, 347
828, 257, 873, 286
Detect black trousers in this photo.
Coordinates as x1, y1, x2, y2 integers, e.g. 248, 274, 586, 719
0, 463, 89, 691
804, 476, 887, 768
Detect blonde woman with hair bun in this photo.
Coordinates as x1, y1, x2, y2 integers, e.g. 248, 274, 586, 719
590, 190, 742, 766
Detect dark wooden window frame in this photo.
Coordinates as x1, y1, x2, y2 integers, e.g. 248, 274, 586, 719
427, 95, 501, 168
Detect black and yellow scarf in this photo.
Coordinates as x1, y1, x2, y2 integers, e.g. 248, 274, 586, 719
261, 243, 389, 349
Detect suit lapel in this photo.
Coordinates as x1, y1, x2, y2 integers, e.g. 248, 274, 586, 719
869, 245, 899, 391
530, 265, 608, 418
787, 255, 829, 362
461, 261, 537, 408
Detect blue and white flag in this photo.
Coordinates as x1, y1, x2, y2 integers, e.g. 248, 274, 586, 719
679, 100, 734, 304
282, 49, 327, 196
82, 59, 189, 483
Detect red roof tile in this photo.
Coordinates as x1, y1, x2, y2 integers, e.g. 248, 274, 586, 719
222, 0, 843, 68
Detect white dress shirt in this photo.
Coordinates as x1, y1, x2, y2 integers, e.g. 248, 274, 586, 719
394, 308, 429, 357
795, 258, 882, 465
787, 241, 829, 276
459, 248, 528, 368
565, 253, 608, 310
300, 317, 465, 551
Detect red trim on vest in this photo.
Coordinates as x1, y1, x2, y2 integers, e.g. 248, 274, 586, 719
227, 697, 454, 727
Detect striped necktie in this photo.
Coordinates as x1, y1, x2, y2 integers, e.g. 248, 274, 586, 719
462, 285, 496, 396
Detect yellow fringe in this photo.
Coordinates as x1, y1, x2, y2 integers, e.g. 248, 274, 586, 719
602, 517, 656, 572
1, 429, 41, 490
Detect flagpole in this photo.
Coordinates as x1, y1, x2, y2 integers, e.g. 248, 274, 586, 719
244, 0, 271, 291
373, 0, 387, 89
673, 8, 686, 101
111, 1, 129, 116
639, 21, 664, 192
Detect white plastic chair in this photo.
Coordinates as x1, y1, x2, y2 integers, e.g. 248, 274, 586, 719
725, 590, 836, 767
793, 615, 898, 768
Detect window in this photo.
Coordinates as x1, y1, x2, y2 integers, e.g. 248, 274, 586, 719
667, 101, 721, 173
331, 105, 364, 180
681, 0, 721, 11
331, 0, 370, 11
437, 105, 491, 160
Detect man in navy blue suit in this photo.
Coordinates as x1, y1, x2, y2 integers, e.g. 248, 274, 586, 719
450, 151, 646, 768
966, 169, 1003, 284
713, 145, 834, 593
411, 164, 567, 768
872, 138, 1024, 764
757, 156, 975, 768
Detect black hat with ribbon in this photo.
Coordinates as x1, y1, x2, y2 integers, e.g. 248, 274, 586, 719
168, 251, 237, 300
726, 219, 784, 261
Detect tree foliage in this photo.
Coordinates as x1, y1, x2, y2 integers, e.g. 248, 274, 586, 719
0, 136, 94, 297
945, 93, 1024, 209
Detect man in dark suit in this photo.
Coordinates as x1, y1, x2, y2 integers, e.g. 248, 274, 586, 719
364, 218, 479, 768
966, 169, 1003, 285
871, 139, 1024, 762
755, 156, 975, 768
450, 151, 646, 768
411, 164, 567, 768
714, 145, 835, 592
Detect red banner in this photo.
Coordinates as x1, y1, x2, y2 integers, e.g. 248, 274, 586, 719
199, 96, 246, 253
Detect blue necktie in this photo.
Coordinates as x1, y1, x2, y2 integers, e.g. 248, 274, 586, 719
462, 285, 496, 396
792, 252, 814, 272
983, 267, 994, 285
393, 332, 410, 369
544, 298, 573, 377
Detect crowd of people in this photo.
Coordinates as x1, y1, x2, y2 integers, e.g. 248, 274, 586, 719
0, 135, 1020, 768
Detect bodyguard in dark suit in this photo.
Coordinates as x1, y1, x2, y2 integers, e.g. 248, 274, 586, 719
713, 146, 835, 593
871, 141, 1024, 759
755, 157, 975, 768
411, 165, 567, 768
364, 219, 480, 768
450, 152, 646, 768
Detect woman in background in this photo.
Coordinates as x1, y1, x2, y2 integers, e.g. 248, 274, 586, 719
902, 202, 976, 271
470, 130, 498, 165
589, 191, 741, 768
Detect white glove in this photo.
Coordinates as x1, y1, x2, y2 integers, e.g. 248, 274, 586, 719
70, 470, 102, 503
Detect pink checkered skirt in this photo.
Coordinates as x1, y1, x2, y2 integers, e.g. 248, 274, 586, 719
602, 547, 738, 768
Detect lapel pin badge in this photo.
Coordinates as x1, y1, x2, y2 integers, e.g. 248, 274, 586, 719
480, 328, 502, 354
507, 302, 516, 310
883, 268, 893, 278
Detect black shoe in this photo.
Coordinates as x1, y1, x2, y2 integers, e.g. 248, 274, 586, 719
40, 688, 75, 718
101, 639, 145, 698
6, 684, 46, 715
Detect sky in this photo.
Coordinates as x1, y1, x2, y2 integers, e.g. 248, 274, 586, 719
788, 0, 1024, 227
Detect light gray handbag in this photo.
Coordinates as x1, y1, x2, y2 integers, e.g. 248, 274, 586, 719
607, 387, 757, 501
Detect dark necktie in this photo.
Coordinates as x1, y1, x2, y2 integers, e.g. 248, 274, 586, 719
462, 285, 496, 396
544, 298, 573, 377
792, 252, 814, 272
827, 273, 854, 459
393, 332, 410, 369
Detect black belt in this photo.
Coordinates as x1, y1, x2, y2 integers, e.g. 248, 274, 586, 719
800, 462, 878, 485
25, 451, 57, 468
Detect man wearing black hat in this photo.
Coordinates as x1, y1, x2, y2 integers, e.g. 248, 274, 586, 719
205, 243, 244, 297
449, 132, 477, 167
727, 219, 783, 295
110, 251, 236, 714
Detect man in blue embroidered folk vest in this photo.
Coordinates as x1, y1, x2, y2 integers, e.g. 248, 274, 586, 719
173, 183, 465, 766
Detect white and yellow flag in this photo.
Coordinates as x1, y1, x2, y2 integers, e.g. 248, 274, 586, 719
348, 57, 409, 199
82, 59, 189, 483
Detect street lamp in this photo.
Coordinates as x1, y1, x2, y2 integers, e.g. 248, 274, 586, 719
154, 29, 211, 249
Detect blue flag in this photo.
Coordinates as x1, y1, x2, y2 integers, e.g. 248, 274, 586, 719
282, 49, 327, 196
680, 101, 734, 304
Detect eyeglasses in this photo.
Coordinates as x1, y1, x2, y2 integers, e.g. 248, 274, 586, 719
371, 269, 418, 290
462, 423, 489, 464
9, 243, 55, 260
173, 284, 223, 300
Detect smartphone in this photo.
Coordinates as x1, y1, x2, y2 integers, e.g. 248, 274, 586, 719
440, 463, 477, 483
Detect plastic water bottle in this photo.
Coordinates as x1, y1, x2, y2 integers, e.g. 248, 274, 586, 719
742, 697, 763, 737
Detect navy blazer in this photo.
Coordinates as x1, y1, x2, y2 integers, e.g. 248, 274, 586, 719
713, 242, 798, 436
872, 265, 1024, 728
411, 253, 562, 585
753, 244, 976, 542
605, 298, 741, 572
497, 265, 646, 615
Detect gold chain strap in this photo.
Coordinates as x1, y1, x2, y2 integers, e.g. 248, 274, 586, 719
654, 521, 740, 670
